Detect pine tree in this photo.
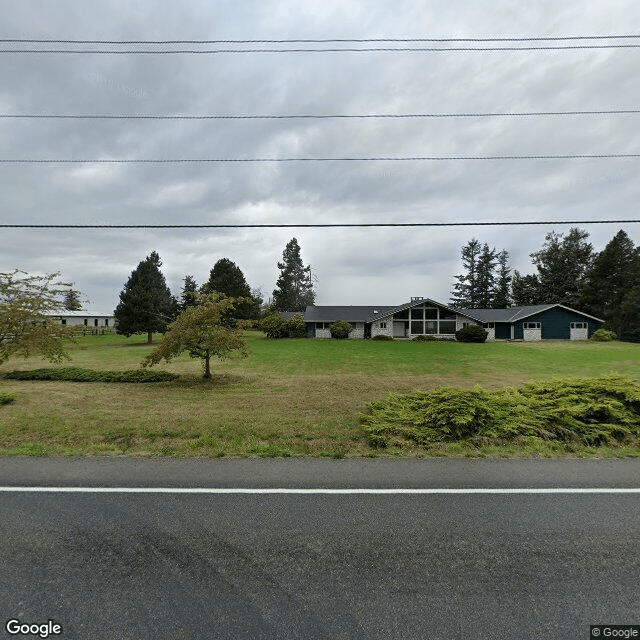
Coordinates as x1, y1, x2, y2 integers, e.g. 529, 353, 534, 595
511, 271, 541, 306
492, 250, 512, 308
450, 239, 482, 308
201, 258, 260, 320
179, 275, 198, 312
114, 251, 176, 344
63, 289, 83, 311
580, 230, 638, 324
272, 238, 316, 311
476, 244, 498, 308
531, 228, 593, 307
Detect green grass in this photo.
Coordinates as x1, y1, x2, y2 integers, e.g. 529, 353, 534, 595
0, 332, 639, 458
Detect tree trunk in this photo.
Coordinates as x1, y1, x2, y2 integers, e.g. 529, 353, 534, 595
203, 350, 211, 379
147, 331, 152, 344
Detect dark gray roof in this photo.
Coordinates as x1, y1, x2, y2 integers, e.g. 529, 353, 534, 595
368, 298, 479, 323
458, 304, 604, 323
278, 311, 305, 321
303, 306, 397, 322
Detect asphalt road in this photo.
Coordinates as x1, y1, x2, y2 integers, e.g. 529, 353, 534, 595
0, 458, 639, 640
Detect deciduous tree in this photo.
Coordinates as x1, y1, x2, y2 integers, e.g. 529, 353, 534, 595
0, 270, 76, 365
142, 293, 249, 379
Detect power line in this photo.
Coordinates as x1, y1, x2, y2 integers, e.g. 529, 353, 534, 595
2, 155, 640, 163
1, 221, 637, 229
3, 109, 640, 120
1, 35, 639, 43
4, 45, 640, 53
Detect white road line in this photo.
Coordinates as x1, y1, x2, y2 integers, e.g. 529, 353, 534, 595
0, 487, 640, 494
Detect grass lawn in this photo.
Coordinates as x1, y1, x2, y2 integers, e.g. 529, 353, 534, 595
0, 332, 639, 458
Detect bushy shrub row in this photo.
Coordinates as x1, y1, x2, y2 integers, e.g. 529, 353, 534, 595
362, 374, 640, 449
591, 328, 617, 342
5, 367, 179, 383
259, 313, 307, 339
329, 320, 352, 339
372, 334, 394, 341
454, 325, 488, 343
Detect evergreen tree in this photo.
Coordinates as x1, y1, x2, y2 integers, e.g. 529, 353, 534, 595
450, 239, 482, 308
511, 271, 541, 306
178, 275, 199, 312
201, 258, 260, 320
617, 286, 640, 342
63, 289, 83, 311
530, 228, 593, 307
114, 251, 176, 344
492, 250, 512, 308
580, 230, 638, 325
476, 244, 498, 308
272, 238, 316, 311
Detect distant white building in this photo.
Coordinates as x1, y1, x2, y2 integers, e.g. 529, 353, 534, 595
46, 312, 116, 331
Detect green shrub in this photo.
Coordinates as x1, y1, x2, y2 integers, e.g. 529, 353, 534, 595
259, 314, 288, 339
372, 334, 394, 341
0, 393, 16, 405
455, 325, 488, 343
361, 374, 640, 449
591, 328, 617, 342
286, 314, 307, 338
412, 335, 437, 342
5, 367, 178, 383
330, 320, 353, 339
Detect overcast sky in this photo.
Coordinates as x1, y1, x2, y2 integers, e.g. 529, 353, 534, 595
1, 0, 639, 312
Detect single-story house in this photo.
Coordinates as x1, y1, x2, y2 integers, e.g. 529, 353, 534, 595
281, 297, 603, 341
46, 313, 116, 330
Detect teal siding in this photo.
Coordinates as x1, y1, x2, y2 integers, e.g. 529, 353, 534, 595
495, 323, 511, 339
514, 307, 602, 340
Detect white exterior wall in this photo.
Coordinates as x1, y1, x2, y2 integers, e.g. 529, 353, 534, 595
53, 315, 115, 328
371, 320, 393, 338
485, 327, 496, 341
523, 328, 542, 341
314, 323, 364, 339
570, 327, 588, 340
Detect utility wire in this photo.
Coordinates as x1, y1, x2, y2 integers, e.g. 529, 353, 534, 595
1, 35, 639, 43
4, 45, 640, 53
2, 155, 640, 163
3, 109, 640, 120
0, 221, 637, 229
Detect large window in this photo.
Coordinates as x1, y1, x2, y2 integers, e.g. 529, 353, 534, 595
401, 304, 459, 335
439, 321, 456, 334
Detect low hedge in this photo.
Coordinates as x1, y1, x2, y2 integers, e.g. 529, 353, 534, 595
362, 374, 640, 449
5, 367, 179, 383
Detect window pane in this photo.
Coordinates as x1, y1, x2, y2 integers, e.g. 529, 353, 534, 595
440, 310, 456, 320
439, 321, 457, 334
424, 321, 437, 334
394, 309, 409, 319
411, 308, 423, 319
424, 308, 437, 319
410, 321, 423, 334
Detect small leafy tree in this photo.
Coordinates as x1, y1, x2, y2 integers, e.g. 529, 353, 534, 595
286, 314, 307, 338
142, 294, 249, 379
0, 270, 77, 365
330, 320, 352, 339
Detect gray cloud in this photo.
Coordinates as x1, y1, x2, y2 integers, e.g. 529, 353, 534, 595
1, 0, 639, 312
